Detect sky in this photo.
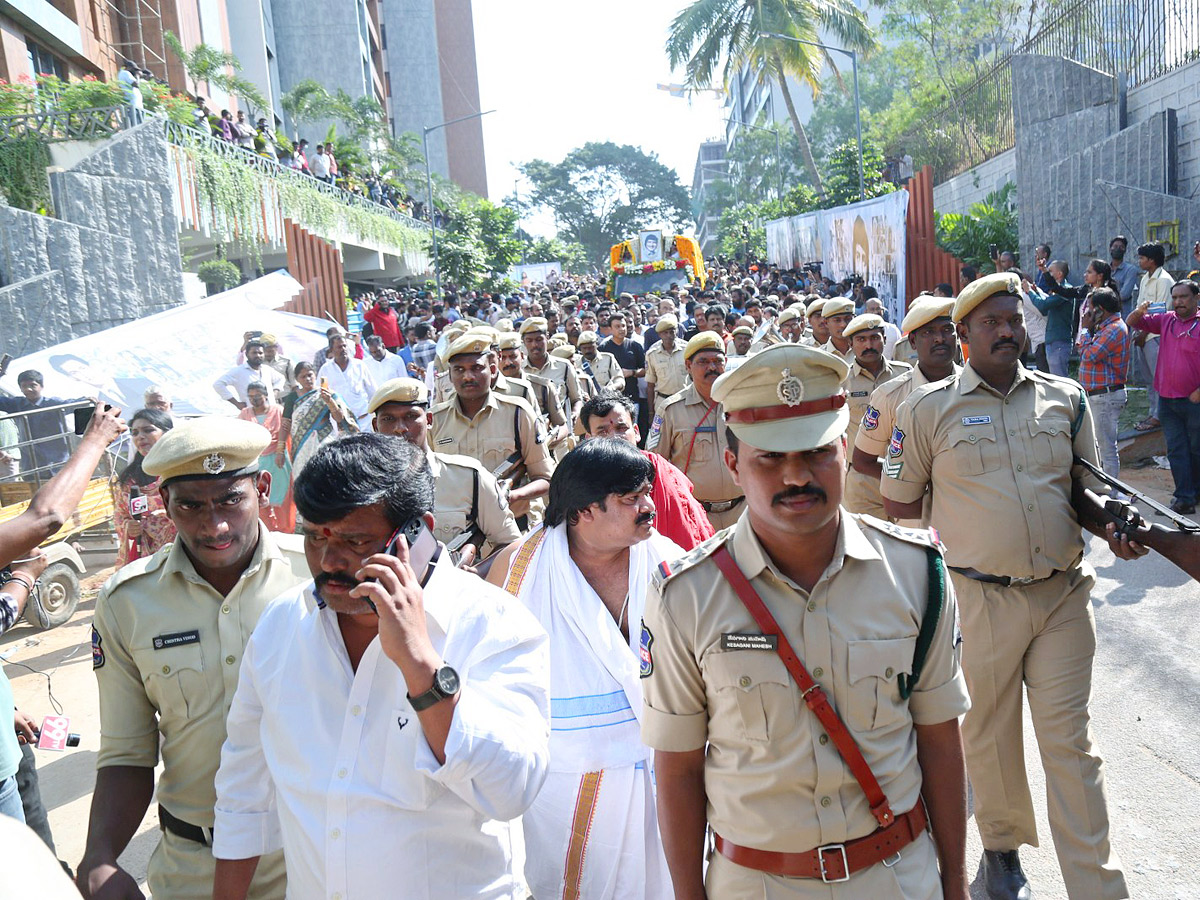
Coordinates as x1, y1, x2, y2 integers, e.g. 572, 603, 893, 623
471, 0, 729, 238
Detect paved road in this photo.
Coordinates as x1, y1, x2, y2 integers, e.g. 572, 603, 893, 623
4, 471, 1197, 898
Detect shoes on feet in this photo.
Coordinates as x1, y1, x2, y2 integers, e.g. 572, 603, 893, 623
979, 849, 1034, 900
1170, 499, 1197, 515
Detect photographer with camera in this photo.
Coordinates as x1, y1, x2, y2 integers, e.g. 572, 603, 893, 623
1, 401, 126, 823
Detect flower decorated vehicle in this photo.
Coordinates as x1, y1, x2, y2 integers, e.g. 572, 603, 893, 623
607, 233, 706, 298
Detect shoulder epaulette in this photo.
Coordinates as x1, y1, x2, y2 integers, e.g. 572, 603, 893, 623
430, 398, 455, 416
104, 544, 171, 593
435, 451, 487, 473
856, 514, 946, 554
653, 527, 735, 588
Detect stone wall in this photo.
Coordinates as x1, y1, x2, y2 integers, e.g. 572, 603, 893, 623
933, 148, 1017, 214
1126, 57, 1200, 200
0, 119, 183, 355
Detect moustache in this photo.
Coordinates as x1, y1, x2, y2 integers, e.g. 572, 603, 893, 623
636, 511, 656, 526
992, 340, 1020, 352
315, 571, 360, 591
772, 485, 828, 506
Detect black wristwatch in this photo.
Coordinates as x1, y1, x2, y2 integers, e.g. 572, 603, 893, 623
407, 665, 460, 711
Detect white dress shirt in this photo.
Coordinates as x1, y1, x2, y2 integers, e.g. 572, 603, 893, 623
213, 362, 285, 405
318, 357, 378, 428
212, 554, 551, 899
362, 349, 408, 386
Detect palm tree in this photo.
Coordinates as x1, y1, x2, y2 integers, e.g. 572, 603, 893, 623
667, 0, 875, 198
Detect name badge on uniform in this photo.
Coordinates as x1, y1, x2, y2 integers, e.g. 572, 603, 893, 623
153, 630, 200, 650
695, 425, 717, 433
849, 390, 869, 397
721, 633, 779, 651
962, 415, 992, 426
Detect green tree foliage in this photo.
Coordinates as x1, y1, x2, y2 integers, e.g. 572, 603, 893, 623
822, 136, 891, 206
519, 143, 692, 266
715, 187, 820, 262
522, 236, 591, 274
667, 0, 876, 197
475, 200, 524, 283
435, 202, 489, 290
163, 31, 266, 114
935, 182, 1018, 272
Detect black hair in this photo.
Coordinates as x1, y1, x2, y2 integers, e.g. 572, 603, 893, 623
1138, 242, 1165, 267
1086, 258, 1118, 292
1090, 287, 1121, 314
545, 438, 653, 527
120, 408, 174, 486
861, 286, 878, 300
961, 265, 978, 281
705, 304, 729, 320
245, 339, 265, 353
414, 322, 432, 340
1174, 279, 1200, 296
1036, 243, 1051, 256
1050, 259, 1070, 279
16, 369, 42, 385
294, 433, 433, 528
725, 426, 740, 453
606, 313, 625, 327
579, 390, 636, 433
934, 282, 953, 296
1110, 235, 1128, 248
295, 360, 315, 377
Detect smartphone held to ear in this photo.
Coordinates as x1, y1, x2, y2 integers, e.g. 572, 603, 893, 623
384, 517, 439, 585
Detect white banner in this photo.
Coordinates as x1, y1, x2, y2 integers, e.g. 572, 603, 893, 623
0, 271, 331, 417
765, 190, 909, 324
510, 262, 563, 286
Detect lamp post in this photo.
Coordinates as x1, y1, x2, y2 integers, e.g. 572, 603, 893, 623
760, 32, 865, 201
726, 117, 783, 202
423, 109, 496, 301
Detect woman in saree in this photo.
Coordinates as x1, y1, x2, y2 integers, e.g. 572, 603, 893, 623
239, 381, 294, 531
110, 408, 175, 567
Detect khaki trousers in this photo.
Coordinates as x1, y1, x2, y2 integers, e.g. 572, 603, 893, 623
952, 565, 1128, 900
705, 829, 941, 899
147, 828, 286, 900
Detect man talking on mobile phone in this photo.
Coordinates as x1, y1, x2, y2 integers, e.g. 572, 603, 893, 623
211, 433, 550, 900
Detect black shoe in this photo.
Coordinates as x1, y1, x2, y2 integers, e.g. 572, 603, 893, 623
979, 849, 1034, 900
1170, 499, 1197, 514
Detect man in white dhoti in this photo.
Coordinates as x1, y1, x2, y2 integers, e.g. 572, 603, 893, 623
488, 438, 683, 899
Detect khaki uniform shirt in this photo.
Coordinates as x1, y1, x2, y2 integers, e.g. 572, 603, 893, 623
640, 512, 970, 851
524, 372, 568, 428
645, 343, 687, 401
430, 391, 555, 484
93, 526, 306, 827
844, 358, 911, 449
882, 363, 1102, 578
646, 385, 740, 504
428, 451, 521, 555
579, 351, 625, 393
524, 356, 581, 411
892, 336, 918, 367
433, 369, 453, 406
821, 338, 855, 363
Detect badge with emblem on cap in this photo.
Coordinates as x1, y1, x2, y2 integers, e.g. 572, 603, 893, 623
776, 368, 805, 406
202, 452, 226, 475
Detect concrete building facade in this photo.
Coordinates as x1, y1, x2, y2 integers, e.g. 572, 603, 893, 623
692, 139, 726, 254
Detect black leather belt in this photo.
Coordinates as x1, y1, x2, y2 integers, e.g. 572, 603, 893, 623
948, 566, 1060, 587
1087, 383, 1125, 396
700, 496, 745, 514
159, 804, 213, 846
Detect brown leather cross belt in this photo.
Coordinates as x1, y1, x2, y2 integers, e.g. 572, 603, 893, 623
714, 799, 928, 882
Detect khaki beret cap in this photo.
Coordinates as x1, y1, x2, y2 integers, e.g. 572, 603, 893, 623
549, 333, 569, 347
821, 298, 855, 318
712, 344, 850, 453
464, 325, 500, 345
655, 315, 679, 333
494, 317, 515, 333
842, 313, 885, 339
550, 345, 576, 360
952, 272, 1022, 322
684, 331, 726, 361
618, 292, 634, 302
777, 307, 802, 325
445, 333, 492, 361
731, 325, 755, 337
497, 333, 522, 351
519, 317, 548, 336
259, 333, 278, 345
807, 297, 828, 317
368, 377, 428, 413
577, 330, 599, 346
901, 297, 955, 334
143, 417, 270, 485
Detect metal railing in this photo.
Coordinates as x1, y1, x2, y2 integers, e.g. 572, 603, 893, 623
161, 119, 432, 233
0, 107, 128, 143
895, 0, 1200, 183
0, 400, 109, 492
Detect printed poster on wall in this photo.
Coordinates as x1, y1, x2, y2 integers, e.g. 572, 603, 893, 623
764, 190, 909, 325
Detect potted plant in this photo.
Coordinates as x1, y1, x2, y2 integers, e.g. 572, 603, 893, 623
197, 259, 241, 295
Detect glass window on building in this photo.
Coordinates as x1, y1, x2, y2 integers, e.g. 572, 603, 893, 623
26, 39, 67, 80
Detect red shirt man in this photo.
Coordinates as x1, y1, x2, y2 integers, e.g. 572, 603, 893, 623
364, 300, 402, 351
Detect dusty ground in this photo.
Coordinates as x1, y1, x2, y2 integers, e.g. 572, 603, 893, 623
2, 460, 1193, 898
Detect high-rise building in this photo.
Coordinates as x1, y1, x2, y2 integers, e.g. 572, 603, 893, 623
379, 0, 487, 197
692, 140, 727, 254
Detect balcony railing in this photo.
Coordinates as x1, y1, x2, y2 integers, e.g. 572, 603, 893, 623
0, 106, 127, 143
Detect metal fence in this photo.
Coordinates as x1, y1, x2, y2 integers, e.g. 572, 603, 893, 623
0, 107, 128, 143
896, 0, 1200, 183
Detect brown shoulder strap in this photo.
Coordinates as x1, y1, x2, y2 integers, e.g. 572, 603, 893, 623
712, 545, 896, 828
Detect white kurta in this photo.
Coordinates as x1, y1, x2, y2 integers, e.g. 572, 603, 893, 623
212, 556, 551, 899
503, 524, 683, 900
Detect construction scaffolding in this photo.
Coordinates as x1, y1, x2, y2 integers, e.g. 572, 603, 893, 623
103, 0, 168, 77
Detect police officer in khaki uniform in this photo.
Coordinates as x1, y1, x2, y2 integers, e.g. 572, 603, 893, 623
80, 418, 305, 900
805, 296, 831, 348
641, 342, 972, 900
431, 333, 555, 523
853, 297, 959, 527
369, 378, 520, 562
645, 315, 687, 414
576, 330, 625, 393
647, 333, 743, 530
882, 273, 1143, 900
820, 298, 856, 360
841, 313, 911, 518
521, 317, 583, 424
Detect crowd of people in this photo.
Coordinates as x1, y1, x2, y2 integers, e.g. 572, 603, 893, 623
2, 237, 1200, 900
